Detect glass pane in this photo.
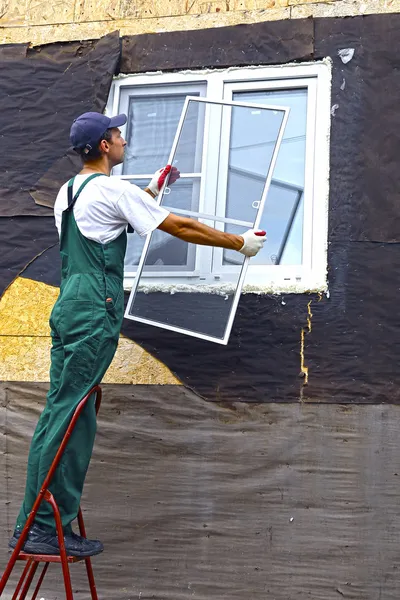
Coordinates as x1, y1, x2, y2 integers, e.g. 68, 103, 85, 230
280, 197, 304, 264
224, 104, 285, 222
123, 93, 201, 175
232, 88, 307, 265
129, 217, 239, 339
223, 182, 303, 266
125, 231, 145, 269
126, 230, 195, 271
172, 99, 205, 174
141, 227, 195, 271
124, 179, 148, 268
162, 176, 201, 212
126, 99, 287, 342
124, 178, 201, 269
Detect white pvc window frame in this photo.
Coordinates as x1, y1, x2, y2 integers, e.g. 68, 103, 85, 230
213, 77, 315, 278
124, 96, 289, 345
109, 61, 331, 293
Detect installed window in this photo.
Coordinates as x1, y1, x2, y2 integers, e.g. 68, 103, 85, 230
109, 63, 330, 293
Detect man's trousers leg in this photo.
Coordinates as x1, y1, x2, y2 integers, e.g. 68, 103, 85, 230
16, 310, 119, 533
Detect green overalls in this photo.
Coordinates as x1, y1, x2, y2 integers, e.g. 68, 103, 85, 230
16, 174, 127, 533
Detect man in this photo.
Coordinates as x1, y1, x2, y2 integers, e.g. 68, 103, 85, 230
9, 112, 266, 558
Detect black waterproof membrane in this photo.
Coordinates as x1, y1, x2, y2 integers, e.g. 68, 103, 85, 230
120, 18, 314, 73
4, 14, 400, 403
0, 217, 58, 294
0, 31, 120, 217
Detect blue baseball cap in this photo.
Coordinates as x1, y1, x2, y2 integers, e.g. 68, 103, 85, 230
70, 111, 127, 152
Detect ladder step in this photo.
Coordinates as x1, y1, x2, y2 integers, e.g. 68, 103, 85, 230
17, 553, 82, 564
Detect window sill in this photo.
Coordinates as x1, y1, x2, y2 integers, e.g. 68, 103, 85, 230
123, 274, 328, 295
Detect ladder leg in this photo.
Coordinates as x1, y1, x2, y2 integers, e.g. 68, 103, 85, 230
77, 509, 98, 600
10, 561, 32, 600
45, 491, 74, 600
84, 557, 98, 600
17, 562, 38, 600
30, 563, 49, 600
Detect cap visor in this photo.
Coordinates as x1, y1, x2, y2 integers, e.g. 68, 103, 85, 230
109, 113, 127, 128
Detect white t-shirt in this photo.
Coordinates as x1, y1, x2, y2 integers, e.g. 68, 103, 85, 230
54, 175, 169, 243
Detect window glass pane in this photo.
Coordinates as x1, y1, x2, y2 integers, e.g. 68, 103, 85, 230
124, 178, 148, 268
172, 99, 205, 174
122, 93, 201, 175
162, 176, 201, 213
223, 182, 303, 266
220, 103, 284, 223
126, 230, 195, 271
232, 88, 307, 265
130, 217, 241, 339
280, 197, 304, 264
124, 178, 201, 269
140, 227, 196, 271
225, 106, 284, 219
125, 231, 145, 270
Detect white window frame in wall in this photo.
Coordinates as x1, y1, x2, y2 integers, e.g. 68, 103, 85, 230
108, 61, 331, 294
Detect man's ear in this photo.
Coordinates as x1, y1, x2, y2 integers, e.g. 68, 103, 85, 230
99, 138, 110, 153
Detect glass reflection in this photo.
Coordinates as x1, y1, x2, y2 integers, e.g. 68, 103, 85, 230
231, 88, 307, 265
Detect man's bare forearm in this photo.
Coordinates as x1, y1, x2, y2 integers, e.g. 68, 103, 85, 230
158, 213, 243, 251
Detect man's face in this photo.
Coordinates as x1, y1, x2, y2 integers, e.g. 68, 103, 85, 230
107, 127, 127, 166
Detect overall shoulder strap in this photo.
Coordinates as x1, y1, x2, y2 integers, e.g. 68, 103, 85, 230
67, 173, 105, 211
67, 177, 75, 210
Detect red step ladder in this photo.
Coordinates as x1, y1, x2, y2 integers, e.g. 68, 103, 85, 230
0, 385, 102, 600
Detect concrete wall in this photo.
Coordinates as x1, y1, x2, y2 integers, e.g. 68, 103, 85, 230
1, 0, 400, 45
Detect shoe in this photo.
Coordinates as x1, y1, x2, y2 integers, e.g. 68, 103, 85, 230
9, 523, 103, 558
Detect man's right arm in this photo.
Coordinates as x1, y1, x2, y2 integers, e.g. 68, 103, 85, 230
158, 213, 266, 257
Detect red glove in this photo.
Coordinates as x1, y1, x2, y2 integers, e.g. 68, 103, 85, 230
147, 165, 180, 196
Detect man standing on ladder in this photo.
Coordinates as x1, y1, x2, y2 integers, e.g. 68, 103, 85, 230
9, 111, 266, 558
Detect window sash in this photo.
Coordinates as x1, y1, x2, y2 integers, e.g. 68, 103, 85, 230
211, 77, 316, 277
124, 96, 289, 344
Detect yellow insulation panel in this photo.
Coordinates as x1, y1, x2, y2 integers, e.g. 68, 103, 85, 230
0, 0, 398, 46
0, 278, 57, 336
0, 277, 180, 385
0, 9, 289, 45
